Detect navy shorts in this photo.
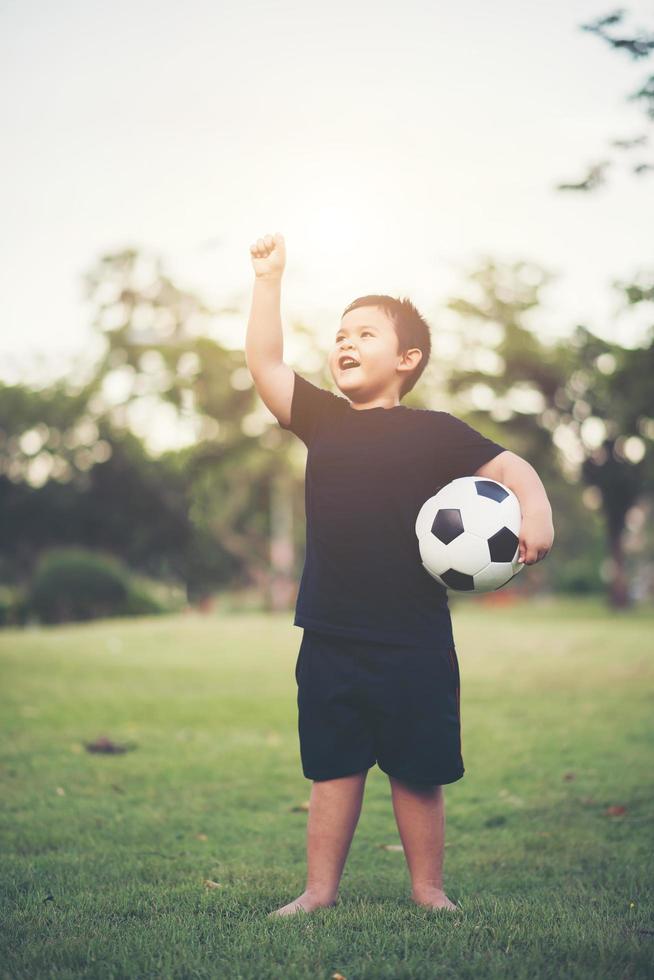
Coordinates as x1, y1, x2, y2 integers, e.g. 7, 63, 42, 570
295, 629, 464, 785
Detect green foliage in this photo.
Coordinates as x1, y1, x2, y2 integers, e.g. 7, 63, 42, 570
26, 547, 167, 625
0, 247, 271, 603
444, 259, 654, 606
0, 585, 27, 627
0, 406, 236, 599
557, 9, 654, 190
3, 243, 652, 615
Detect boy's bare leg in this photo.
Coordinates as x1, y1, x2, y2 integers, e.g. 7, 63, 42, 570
269, 770, 368, 917
388, 776, 459, 910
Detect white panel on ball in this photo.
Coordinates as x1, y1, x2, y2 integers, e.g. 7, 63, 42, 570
415, 497, 439, 539
432, 478, 476, 511
499, 497, 522, 535
417, 533, 453, 576
436, 533, 490, 576
473, 561, 517, 591
462, 499, 505, 538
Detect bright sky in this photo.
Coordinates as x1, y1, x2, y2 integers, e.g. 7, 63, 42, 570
2, 0, 653, 395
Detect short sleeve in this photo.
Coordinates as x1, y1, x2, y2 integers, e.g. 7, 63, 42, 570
278, 370, 347, 448
434, 412, 507, 484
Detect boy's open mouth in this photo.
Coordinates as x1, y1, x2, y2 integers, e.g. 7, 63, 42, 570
339, 356, 360, 371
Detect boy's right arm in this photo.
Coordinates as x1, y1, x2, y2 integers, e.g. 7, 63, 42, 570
245, 232, 294, 428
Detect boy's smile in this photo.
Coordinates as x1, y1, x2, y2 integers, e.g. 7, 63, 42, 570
329, 305, 422, 410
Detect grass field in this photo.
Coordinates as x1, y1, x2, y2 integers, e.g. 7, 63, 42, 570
1, 596, 653, 979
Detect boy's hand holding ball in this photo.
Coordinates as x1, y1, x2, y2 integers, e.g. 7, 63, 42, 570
250, 232, 286, 280
517, 509, 554, 565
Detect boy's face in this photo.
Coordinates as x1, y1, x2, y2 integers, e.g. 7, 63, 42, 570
328, 306, 421, 401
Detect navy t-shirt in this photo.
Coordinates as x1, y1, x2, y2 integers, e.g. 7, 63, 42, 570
278, 370, 507, 648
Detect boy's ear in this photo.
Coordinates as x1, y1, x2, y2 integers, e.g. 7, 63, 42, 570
401, 347, 422, 368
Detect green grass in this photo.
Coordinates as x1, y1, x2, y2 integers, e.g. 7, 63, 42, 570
1, 596, 653, 979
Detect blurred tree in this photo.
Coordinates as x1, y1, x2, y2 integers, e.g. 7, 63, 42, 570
0, 247, 311, 613
557, 8, 654, 190
81, 247, 298, 609
0, 379, 235, 596
549, 7, 654, 604
445, 259, 653, 608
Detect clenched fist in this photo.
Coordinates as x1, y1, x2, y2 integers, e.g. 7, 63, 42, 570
250, 232, 286, 280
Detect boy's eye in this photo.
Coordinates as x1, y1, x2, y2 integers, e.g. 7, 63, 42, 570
336, 331, 372, 342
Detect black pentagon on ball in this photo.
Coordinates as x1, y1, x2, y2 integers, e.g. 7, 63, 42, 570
475, 479, 509, 503
440, 568, 475, 591
488, 526, 519, 562
431, 508, 464, 544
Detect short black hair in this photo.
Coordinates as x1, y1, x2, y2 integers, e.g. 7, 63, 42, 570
340, 294, 431, 399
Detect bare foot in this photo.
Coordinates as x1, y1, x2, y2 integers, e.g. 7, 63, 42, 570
268, 891, 337, 918
411, 887, 460, 912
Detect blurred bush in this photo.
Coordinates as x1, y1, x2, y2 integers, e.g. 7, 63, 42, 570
550, 554, 604, 594
24, 547, 169, 625
0, 584, 27, 627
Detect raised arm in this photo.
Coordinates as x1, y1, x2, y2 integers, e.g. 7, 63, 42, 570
245, 232, 294, 428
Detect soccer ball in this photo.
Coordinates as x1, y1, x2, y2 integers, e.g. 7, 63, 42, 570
415, 477, 524, 593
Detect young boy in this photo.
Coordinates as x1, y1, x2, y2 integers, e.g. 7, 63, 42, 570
245, 232, 554, 917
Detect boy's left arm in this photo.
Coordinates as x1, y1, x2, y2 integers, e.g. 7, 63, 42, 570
474, 451, 554, 565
